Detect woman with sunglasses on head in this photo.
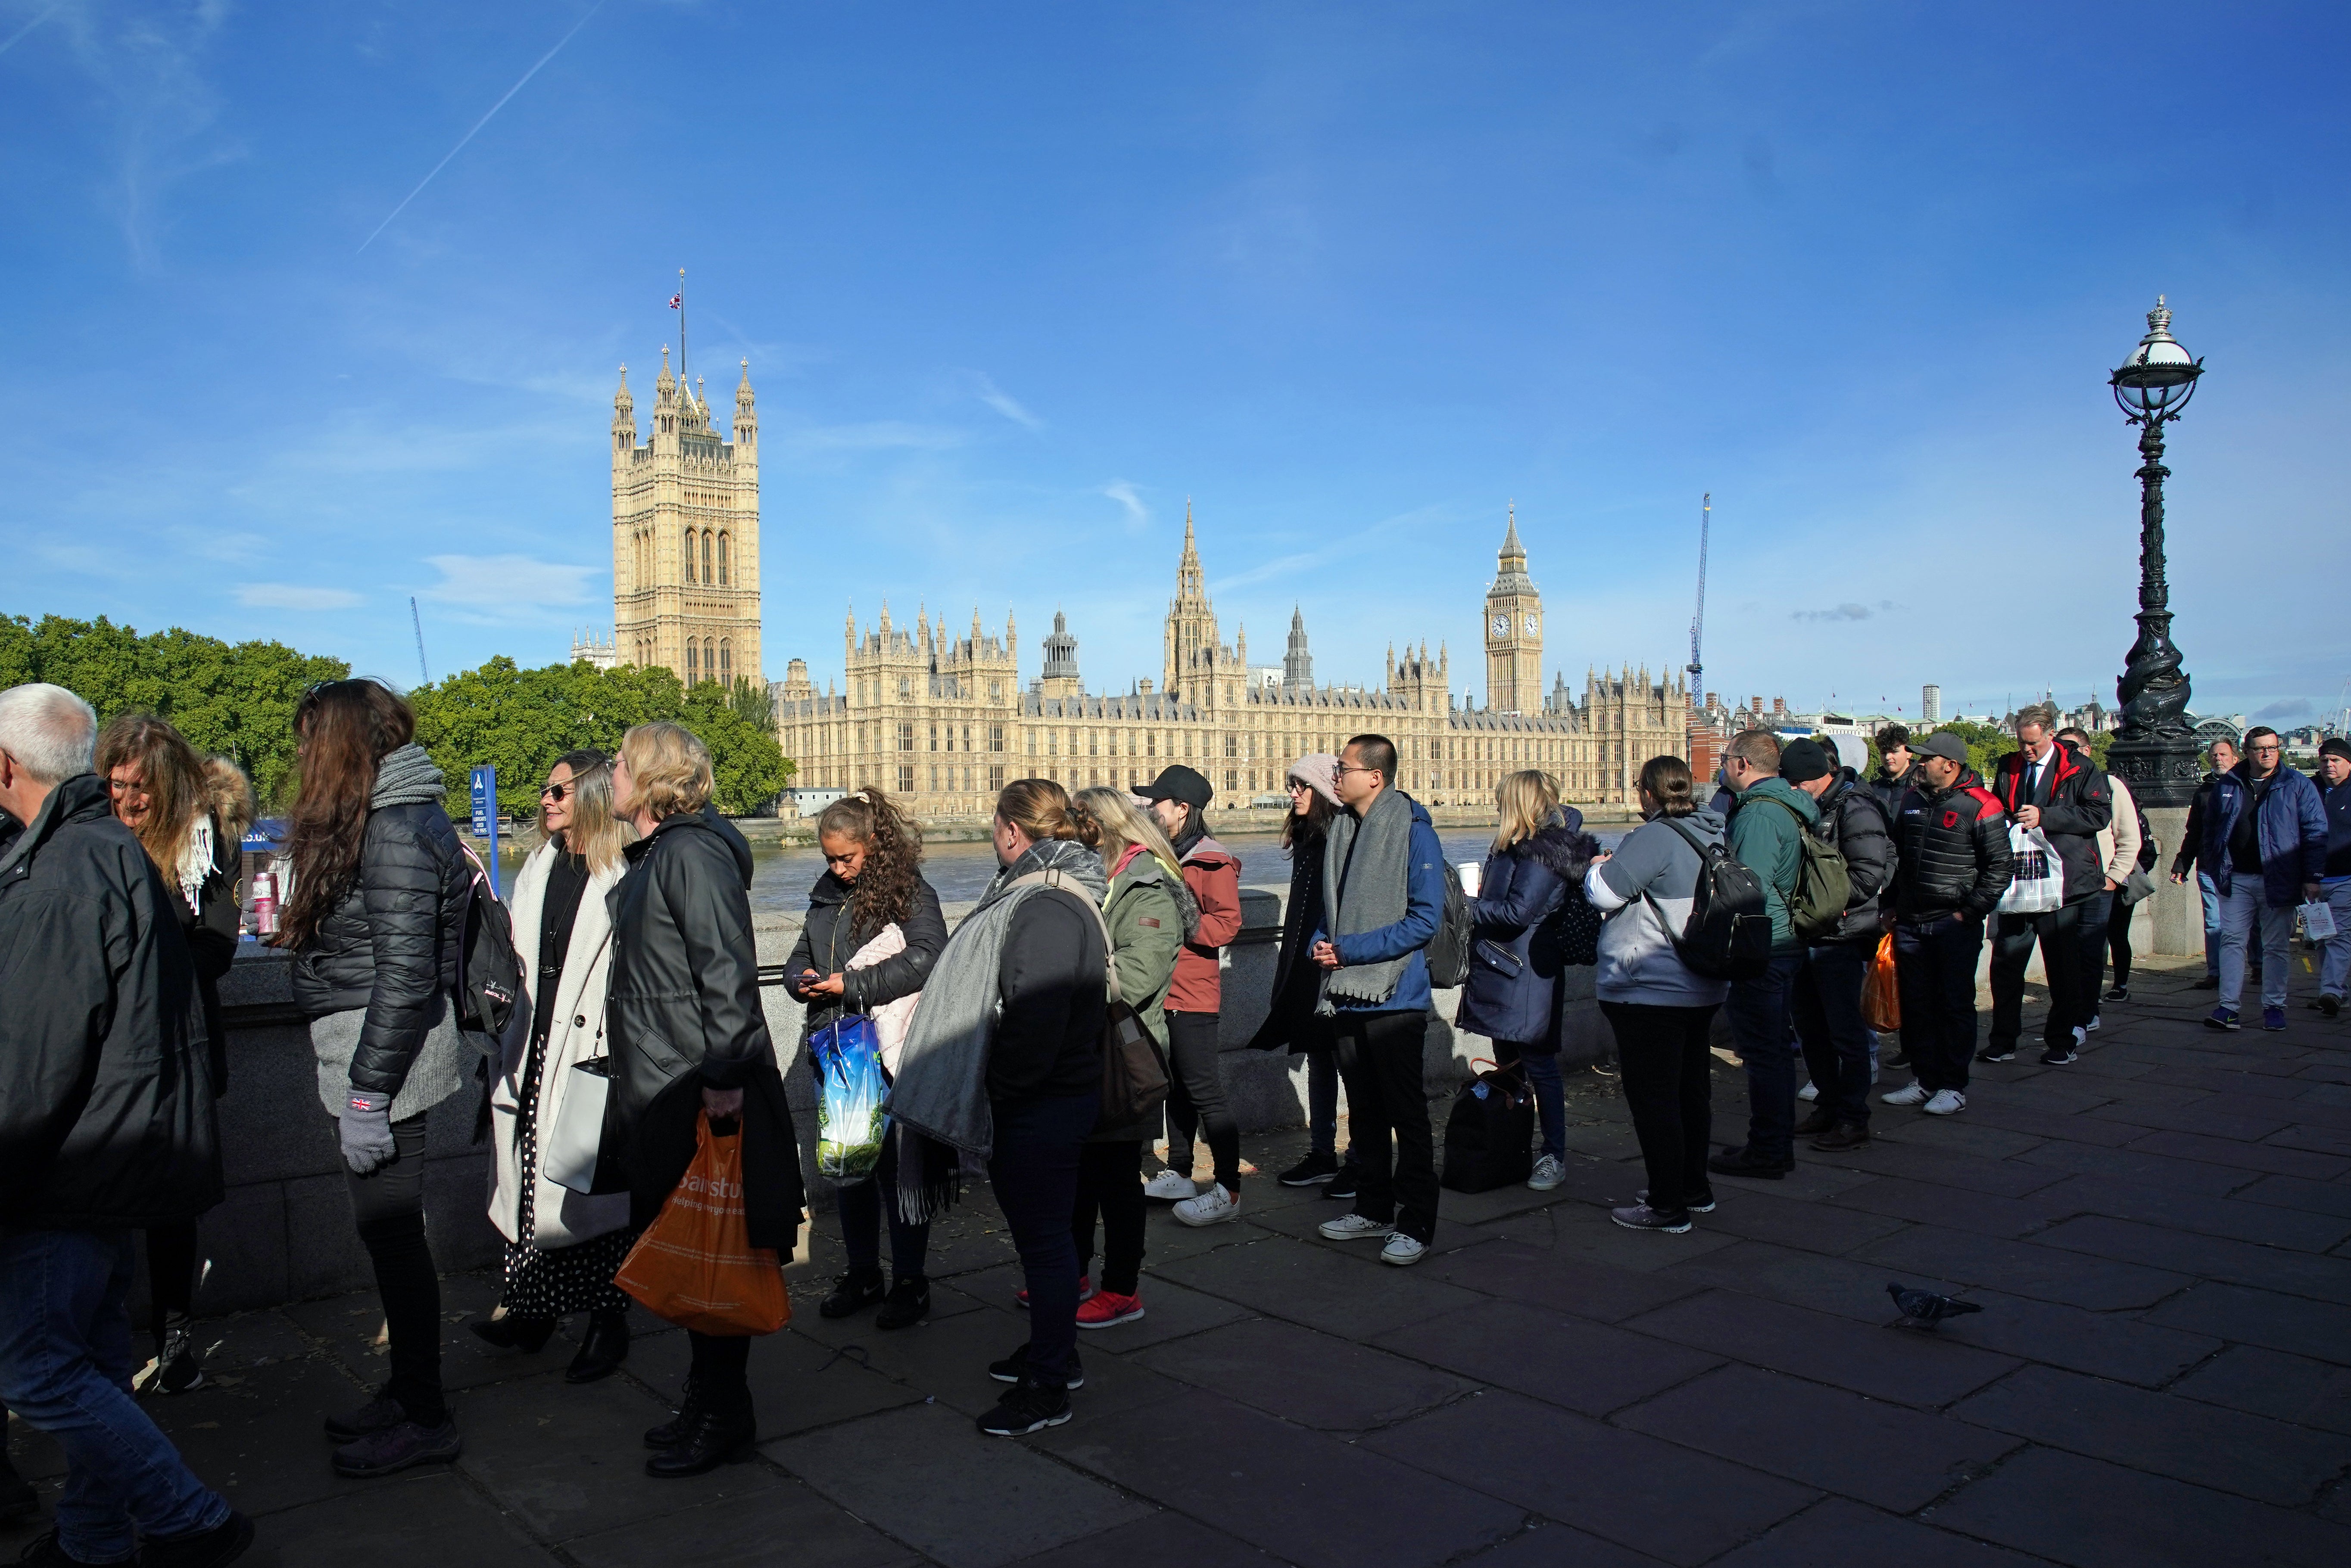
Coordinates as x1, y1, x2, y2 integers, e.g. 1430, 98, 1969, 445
1248, 757, 1356, 1195
96, 716, 256, 1397
473, 750, 639, 1382
784, 788, 951, 1330
281, 679, 473, 1478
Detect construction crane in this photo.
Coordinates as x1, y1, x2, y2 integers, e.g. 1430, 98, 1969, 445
1687, 493, 1711, 690
410, 597, 430, 687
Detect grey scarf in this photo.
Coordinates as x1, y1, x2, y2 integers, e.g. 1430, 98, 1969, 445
1319, 784, 1413, 1011
371, 743, 446, 809
885, 837, 1109, 1161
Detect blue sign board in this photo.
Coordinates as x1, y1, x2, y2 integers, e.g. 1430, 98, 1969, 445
469, 765, 501, 896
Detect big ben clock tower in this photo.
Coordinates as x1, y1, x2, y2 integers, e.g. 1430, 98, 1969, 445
1484, 504, 1543, 715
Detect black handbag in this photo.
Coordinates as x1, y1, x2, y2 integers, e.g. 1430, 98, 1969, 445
1547, 889, 1603, 967
1440, 1060, 1536, 1193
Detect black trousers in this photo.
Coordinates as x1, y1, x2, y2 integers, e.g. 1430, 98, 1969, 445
1896, 916, 1986, 1093
687, 1332, 751, 1415
987, 1092, 1098, 1384
143, 1222, 199, 1345
1071, 1141, 1146, 1297
345, 1114, 444, 1425
1333, 1010, 1438, 1244
1162, 1011, 1240, 1192
1602, 1001, 1718, 1215
2107, 897, 2135, 987
1990, 899, 2088, 1051
1793, 942, 1873, 1128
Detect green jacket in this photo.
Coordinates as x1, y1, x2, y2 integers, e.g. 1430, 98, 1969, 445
1095, 847, 1185, 1142
1729, 775, 1820, 953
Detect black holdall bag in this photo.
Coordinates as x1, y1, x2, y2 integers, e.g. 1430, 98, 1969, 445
1425, 862, 1476, 989
1441, 1060, 1536, 1194
454, 841, 526, 1048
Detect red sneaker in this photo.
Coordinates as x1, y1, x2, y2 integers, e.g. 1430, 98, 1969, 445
1074, 1290, 1145, 1329
1016, 1276, 1093, 1310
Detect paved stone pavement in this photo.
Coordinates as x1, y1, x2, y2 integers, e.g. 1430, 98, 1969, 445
8, 954, 2351, 1567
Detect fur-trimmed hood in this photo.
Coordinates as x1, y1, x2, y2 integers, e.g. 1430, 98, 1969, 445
203, 757, 256, 842
1518, 806, 1600, 884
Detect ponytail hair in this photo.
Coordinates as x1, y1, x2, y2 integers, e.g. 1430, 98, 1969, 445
816, 785, 924, 935
995, 777, 1102, 849
1636, 755, 1699, 818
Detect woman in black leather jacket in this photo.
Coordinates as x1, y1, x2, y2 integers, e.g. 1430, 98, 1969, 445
783, 788, 950, 1331
280, 680, 471, 1481
606, 722, 802, 1478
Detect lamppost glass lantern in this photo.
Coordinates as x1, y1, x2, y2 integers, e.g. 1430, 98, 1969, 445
2110, 296, 2204, 422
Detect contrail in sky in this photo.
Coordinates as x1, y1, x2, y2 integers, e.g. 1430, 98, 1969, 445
0, 2, 65, 59
357, 1, 604, 254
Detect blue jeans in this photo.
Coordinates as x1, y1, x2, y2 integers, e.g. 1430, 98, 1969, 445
1727, 953, 1803, 1163
2219, 883, 2295, 1012
0, 1228, 229, 1562
988, 1092, 1099, 1384
2319, 880, 2351, 1001
2198, 871, 2221, 977
1494, 1041, 1565, 1159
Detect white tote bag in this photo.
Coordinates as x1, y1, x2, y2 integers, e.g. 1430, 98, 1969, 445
543, 1055, 614, 1195
1998, 825, 2065, 915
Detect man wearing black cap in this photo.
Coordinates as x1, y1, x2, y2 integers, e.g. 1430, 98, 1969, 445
1880, 732, 2011, 1117
1781, 738, 1892, 1149
2313, 737, 2351, 1017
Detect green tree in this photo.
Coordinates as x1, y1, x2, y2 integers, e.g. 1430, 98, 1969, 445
1924, 719, 2012, 781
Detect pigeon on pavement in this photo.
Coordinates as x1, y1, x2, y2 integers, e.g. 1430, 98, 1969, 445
1886, 1282, 1983, 1326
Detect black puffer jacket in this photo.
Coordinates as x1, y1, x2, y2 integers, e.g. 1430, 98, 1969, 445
784, 870, 948, 1040
291, 757, 470, 1100
1815, 772, 1894, 944
1888, 768, 2012, 922
1247, 830, 1328, 1054
1869, 763, 1915, 823
0, 775, 221, 1228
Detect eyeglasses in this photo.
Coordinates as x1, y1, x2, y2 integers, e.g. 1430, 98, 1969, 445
540, 782, 573, 801
1285, 779, 1312, 792
2249, 744, 2282, 755
106, 775, 147, 795
1331, 762, 1378, 778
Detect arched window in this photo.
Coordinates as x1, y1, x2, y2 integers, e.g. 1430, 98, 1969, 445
702, 532, 714, 585
717, 532, 729, 586
705, 638, 716, 679
686, 640, 700, 678
719, 639, 731, 681
683, 527, 696, 583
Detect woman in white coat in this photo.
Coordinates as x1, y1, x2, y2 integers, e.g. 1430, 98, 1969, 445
473, 749, 638, 1382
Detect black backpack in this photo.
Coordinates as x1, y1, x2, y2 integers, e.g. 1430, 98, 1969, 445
453, 842, 524, 1042
1440, 1061, 1536, 1193
1425, 861, 1475, 989
1643, 817, 1772, 981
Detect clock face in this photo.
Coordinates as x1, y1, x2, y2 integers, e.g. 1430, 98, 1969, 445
1490, 615, 1509, 638
1524, 615, 1540, 635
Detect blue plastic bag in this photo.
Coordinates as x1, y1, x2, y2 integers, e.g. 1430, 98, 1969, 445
811, 1014, 890, 1182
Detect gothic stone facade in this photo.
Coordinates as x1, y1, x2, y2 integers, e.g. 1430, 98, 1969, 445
772, 514, 1688, 816
609, 350, 762, 687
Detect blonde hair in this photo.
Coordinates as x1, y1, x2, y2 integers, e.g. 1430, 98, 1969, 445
995, 777, 1101, 848
1490, 769, 1559, 854
543, 748, 633, 877
1075, 787, 1182, 882
617, 722, 713, 821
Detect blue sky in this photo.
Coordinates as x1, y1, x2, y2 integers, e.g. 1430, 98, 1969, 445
4, 1, 2346, 728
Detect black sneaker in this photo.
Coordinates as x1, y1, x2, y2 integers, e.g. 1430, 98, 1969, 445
1976, 1045, 2017, 1064
2039, 1045, 2079, 1066
1277, 1152, 1340, 1186
322, 1388, 406, 1444
1705, 1146, 1792, 1180
2323, 994, 2342, 1019
977, 1378, 1071, 1437
138, 1509, 255, 1568
819, 1268, 886, 1320
1638, 1187, 1716, 1214
146, 1314, 205, 1395
15, 1534, 90, 1567
2192, 974, 2220, 990
330, 1418, 461, 1478
875, 1276, 930, 1331
1610, 1204, 1692, 1234
989, 1342, 1082, 1390
1324, 1165, 1359, 1202
2102, 985, 2130, 1003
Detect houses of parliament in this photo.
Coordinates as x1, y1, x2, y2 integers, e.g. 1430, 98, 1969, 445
589, 356, 1690, 815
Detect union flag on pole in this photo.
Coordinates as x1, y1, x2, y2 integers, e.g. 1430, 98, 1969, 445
669, 293, 682, 308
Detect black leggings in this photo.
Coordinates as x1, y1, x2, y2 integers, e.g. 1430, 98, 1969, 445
1162, 1011, 1240, 1193
687, 1332, 751, 1415
1072, 1141, 1146, 1297
1603, 1001, 1720, 1216
346, 1114, 444, 1425
2107, 907, 2134, 988
145, 1221, 200, 1344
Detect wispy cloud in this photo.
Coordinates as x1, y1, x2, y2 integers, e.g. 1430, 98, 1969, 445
237, 583, 363, 611
0, 1, 63, 59
1790, 600, 1896, 624
969, 371, 1043, 431
357, 2, 605, 253
422, 554, 594, 609
2254, 696, 2313, 723
1209, 502, 1454, 594
1100, 480, 1148, 529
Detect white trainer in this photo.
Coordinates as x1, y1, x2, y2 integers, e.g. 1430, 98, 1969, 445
1142, 1170, 1197, 1202
1527, 1154, 1566, 1192
1381, 1233, 1428, 1266
1172, 1185, 1240, 1227
1318, 1213, 1392, 1242
1880, 1083, 1929, 1107
1923, 1089, 1967, 1116
1797, 1081, 1820, 1102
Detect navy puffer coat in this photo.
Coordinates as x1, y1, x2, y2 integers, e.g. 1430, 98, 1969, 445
1454, 809, 1600, 1051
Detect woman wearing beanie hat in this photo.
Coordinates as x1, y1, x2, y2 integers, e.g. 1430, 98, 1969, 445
1248, 756, 1356, 1193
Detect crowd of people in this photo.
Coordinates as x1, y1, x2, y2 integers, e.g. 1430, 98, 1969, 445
5, 669, 2348, 1564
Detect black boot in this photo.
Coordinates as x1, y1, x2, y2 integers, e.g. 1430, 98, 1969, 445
468, 1313, 555, 1353
643, 1381, 703, 1450
875, 1276, 930, 1331
566, 1310, 630, 1384
819, 1267, 886, 1320
645, 1404, 755, 1478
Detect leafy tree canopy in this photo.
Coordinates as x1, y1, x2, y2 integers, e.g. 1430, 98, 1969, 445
0, 612, 347, 804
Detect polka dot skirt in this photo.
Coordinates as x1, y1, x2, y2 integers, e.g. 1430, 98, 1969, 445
499, 1035, 635, 1318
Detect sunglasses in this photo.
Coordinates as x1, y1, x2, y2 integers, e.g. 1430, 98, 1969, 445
540, 782, 573, 801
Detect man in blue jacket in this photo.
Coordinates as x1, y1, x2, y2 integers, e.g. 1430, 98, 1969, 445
2314, 738, 2351, 1018
2202, 726, 2328, 1032
1310, 733, 1446, 1266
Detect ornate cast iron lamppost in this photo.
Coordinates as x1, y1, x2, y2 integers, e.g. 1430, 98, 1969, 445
2104, 296, 2205, 809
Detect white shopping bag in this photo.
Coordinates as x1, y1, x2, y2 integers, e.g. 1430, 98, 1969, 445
2301, 901, 2339, 943
1997, 825, 2065, 915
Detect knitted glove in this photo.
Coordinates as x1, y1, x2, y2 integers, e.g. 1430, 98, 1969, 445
340, 1090, 396, 1176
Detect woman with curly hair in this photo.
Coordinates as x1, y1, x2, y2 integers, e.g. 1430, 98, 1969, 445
785, 788, 951, 1329
96, 715, 255, 1397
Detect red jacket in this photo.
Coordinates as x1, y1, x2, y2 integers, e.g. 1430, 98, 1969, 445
1166, 835, 1242, 1014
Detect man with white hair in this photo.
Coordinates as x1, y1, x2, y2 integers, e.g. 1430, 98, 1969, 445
0, 684, 248, 1566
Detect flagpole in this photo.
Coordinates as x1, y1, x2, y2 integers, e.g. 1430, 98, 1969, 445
677, 267, 687, 390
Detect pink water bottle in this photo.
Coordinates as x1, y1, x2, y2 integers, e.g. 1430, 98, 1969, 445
252, 871, 278, 937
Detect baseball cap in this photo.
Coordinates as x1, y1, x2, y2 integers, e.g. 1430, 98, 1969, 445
1140, 764, 1213, 811
1915, 732, 1970, 765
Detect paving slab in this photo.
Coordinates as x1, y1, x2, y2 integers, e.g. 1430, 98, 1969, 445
1706, 1496, 2045, 1568
1871, 1117, 2049, 1160
766, 1400, 1148, 1568
945, 1263, 1256, 1352
1132, 1316, 1476, 1431
1361, 1388, 1817, 1567
562, 1473, 916, 1568
1453, 1520, 1674, 1568
1614, 1364, 2022, 1512
1422, 1237, 1708, 1322
1824, 1175, 2072, 1239
2122, 1128, 2351, 1181
1855, 1224, 2191, 1311
1532, 1203, 1746, 1273
619, 1320, 927, 1440
1927, 1443, 2351, 1568
1812, 1139, 2075, 1197
2086, 1096, 2297, 1142
1157, 1232, 1484, 1338
1688, 1186, 1915, 1256
1047, 1388, 1521, 1568
1012, 1509, 1293, 1568
1618, 1289, 2020, 1407
139, 1356, 387, 1519
1659, 1238, 1966, 1325
2268, 1122, 2351, 1157
2170, 1344, 2351, 1434
1374, 1297, 1721, 1417
1950, 1363, 2351, 1507
2011, 1139, 2260, 1195
1916, 1286, 2220, 1387
234, 1471, 562, 1568
2030, 1174, 2351, 1251
2140, 1281, 2351, 1366
2033, 1213, 2351, 1303
283, 1275, 580, 1394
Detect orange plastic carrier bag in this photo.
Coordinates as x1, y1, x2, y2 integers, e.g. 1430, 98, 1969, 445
615, 1113, 790, 1336
1861, 933, 1901, 1033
